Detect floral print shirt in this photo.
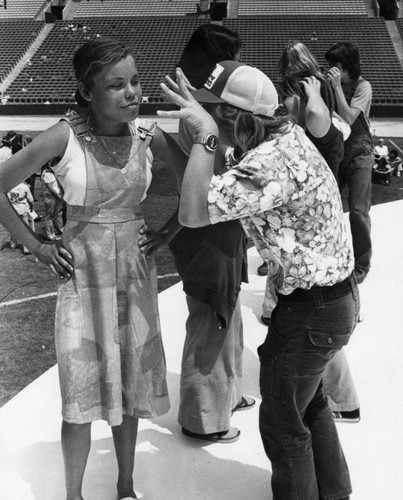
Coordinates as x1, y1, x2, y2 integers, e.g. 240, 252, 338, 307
207, 124, 354, 294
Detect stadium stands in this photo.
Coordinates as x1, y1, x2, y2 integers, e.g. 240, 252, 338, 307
73, 0, 198, 18
0, 1, 402, 113
224, 16, 403, 106
4, 17, 209, 104
0, 20, 44, 84
238, 0, 368, 17
0, 0, 47, 20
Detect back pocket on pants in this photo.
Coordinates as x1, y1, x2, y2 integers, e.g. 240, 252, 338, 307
298, 327, 352, 376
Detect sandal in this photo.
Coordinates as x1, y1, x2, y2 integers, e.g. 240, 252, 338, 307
233, 395, 256, 412
182, 426, 241, 444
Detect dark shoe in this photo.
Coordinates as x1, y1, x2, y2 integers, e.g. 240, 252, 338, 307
182, 426, 240, 444
232, 395, 256, 412
333, 408, 361, 423
261, 315, 271, 327
257, 261, 268, 276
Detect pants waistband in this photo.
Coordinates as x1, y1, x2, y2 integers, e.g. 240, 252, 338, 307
66, 204, 143, 223
278, 273, 357, 308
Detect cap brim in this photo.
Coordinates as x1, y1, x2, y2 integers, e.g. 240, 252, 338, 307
192, 87, 226, 104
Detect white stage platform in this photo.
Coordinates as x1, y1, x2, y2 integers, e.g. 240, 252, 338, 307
1, 200, 403, 500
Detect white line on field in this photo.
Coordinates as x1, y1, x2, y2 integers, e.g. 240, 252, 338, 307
0, 292, 57, 308
0, 273, 180, 308
388, 140, 403, 156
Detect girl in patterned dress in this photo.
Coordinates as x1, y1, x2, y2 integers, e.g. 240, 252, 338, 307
0, 38, 186, 500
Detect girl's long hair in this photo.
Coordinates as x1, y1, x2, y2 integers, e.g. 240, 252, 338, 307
278, 41, 334, 114
214, 103, 294, 160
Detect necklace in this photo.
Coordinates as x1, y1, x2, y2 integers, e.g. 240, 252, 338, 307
86, 115, 141, 169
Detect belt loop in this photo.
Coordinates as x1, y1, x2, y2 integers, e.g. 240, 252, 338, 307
312, 287, 324, 308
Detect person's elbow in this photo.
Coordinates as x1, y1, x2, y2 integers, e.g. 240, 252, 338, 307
306, 109, 330, 138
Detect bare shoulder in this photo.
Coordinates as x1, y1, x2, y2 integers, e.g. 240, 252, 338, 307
33, 120, 70, 159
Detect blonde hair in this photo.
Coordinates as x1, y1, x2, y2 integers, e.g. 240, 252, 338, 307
278, 41, 334, 113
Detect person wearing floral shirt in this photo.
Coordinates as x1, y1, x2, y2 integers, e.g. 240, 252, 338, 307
158, 61, 359, 500
208, 124, 353, 295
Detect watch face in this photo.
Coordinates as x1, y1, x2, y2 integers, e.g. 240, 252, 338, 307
205, 134, 219, 151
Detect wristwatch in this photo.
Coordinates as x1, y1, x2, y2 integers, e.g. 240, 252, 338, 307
193, 133, 219, 152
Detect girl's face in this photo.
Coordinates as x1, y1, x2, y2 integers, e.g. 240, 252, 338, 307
85, 55, 142, 131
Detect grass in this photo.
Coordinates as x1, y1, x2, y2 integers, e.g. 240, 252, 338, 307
0, 134, 402, 407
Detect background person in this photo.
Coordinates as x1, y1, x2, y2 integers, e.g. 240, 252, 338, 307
172, 24, 253, 444
41, 158, 64, 241
23, 135, 39, 201
372, 156, 394, 185
388, 149, 402, 177
373, 137, 388, 163
140, 24, 254, 445
7, 181, 35, 254
326, 41, 373, 284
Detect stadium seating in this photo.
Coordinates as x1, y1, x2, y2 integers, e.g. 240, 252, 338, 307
397, 18, 403, 39
0, 20, 44, 84
4, 17, 209, 104
0, 0, 47, 19
238, 0, 368, 17
223, 16, 403, 106
0, 6, 402, 111
73, 0, 198, 18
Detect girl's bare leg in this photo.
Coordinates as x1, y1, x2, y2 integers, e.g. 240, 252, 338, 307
112, 415, 139, 499
61, 420, 91, 500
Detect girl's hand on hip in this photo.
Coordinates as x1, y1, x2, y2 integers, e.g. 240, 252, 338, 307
157, 68, 218, 137
34, 241, 74, 281
138, 224, 168, 256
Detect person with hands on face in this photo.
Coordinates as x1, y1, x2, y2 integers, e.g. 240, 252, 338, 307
326, 42, 373, 284
278, 41, 347, 179
0, 37, 187, 500
160, 25, 252, 446
158, 62, 359, 500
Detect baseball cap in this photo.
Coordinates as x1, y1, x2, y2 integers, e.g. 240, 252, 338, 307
192, 60, 278, 118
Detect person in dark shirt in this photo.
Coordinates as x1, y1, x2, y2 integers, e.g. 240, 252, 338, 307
326, 42, 373, 284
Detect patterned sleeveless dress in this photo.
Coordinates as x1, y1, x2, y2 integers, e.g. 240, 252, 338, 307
54, 116, 170, 425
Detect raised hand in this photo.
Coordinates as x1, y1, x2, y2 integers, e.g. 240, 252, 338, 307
157, 68, 218, 138
327, 66, 342, 89
300, 75, 321, 98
